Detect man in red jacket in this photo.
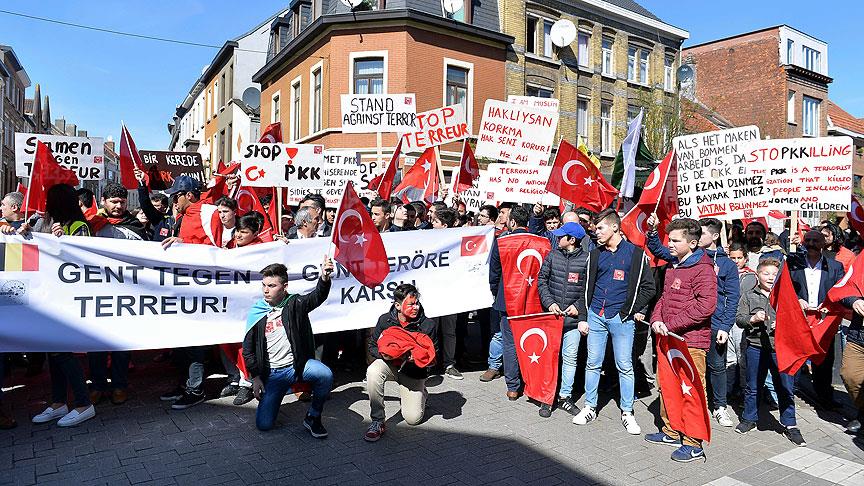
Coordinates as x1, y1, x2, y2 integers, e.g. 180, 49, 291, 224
644, 218, 717, 463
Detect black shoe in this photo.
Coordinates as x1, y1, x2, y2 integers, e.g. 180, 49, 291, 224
444, 366, 464, 380
557, 397, 579, 416
735, 420, 756, 435
846, 419, 862, 435
219, 384, 240, 398
160, 386, 185, 402
784, 427, 806, 446
171, 390, 205, 410
233, 387, 254, 406
539, 404, 552, 418
303, 414, 328, 438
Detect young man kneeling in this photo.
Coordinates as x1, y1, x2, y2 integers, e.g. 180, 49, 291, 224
242, 260, 334, 437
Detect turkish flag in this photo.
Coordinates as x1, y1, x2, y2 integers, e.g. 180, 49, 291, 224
509, 312, 563, 405
546, 140, 617, 212
461, 235, 488, 256
201, 161, 240, 204
621, 149, 678, 267
848, 196, 864, 235
259, 122, 283, 143
177, 203, 228, 247
332, 181, 389, 287
23, 141, 80, 214
233, 186, 275, 242
452, 140, 479, 194
656, 334, 711, 443
119, 123, 146, 190
367, 137, 402, 199
740, 217, 768, 230
497, 233, 552, 316
806, 310, 843, 366
768, 210, 787, 220
827, 250, 864, 306
772, 265, 821, 375
392, 147, 439, 205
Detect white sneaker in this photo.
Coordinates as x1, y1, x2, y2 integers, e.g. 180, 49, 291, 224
32, 405, 68, 424
713, 406, 734, 427
57, 405, 96, 427
621, 412, 641, 435
573, 406, 596, 425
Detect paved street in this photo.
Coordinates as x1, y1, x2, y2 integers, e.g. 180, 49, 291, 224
1, 351, 863, 486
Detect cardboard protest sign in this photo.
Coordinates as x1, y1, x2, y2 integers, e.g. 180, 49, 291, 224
745, 136, 854, 212
138, 151, 205, 190
673, 126, 766, 219
239, 143, 325, 188
286, 150, 379, 207
447, 170, 487, 214
507, 95, 560, 112
401, 105, 469, 153
340, 94, 417, 133
475, 100, 559, 164
482, 164, 559, 205
15, 133, 104, 180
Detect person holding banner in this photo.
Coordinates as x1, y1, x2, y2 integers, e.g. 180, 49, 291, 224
134, 168, 177, 243
243, 261, 334, 436
0, 191, 25, 234
286, 207, 320, 240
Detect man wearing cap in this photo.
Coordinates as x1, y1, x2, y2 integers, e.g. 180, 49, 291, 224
537, 221, 590, 418
162, 175, 202, 249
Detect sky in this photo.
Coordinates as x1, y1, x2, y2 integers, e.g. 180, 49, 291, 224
1, 1, 862, 151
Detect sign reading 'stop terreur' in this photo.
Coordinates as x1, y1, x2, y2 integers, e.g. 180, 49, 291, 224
474, 100, 559, 165
340, 94, 417, 133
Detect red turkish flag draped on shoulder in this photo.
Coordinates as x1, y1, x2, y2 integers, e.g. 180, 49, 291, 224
392, 147, 439, 205
621, 150, 678, 267
497, 233, 552, 316
508, 313, 563, 405
258, 122, 283, 143
367, 137, 402, 199
546, 140, 618, 212
772, 265, 821, 375
848, 195, 864, 236
178, 203, 227, 247
332, 181, 389, 287
119, 123, 146, 190
656, 334, 711, 443
23, 141, 80, 214
452, 140, 479, 194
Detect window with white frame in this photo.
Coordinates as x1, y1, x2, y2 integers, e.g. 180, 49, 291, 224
802, 46, 821, 72
787, 39, 794, 64
312, 67, 322, 133
802, 96, 820, 136
446, 65, 469, 114
543, 20, 553, 58
601, 102, 612, 154
291, 80, 301, 141
526, 16, 554, 58
601, 37, 614, 76
627, 105, 641, 124
577, 31, 590, 67
664, 56, 674, 91
787, 90, 795, 124
214, 82, 219, 114
627, 46, 637, 81
353, 57, 384, 94
577, 98, 588, 138
628, 45, 650, 84
220, 73, 226, 108
271, 92, 281, 124
639, 50, 649, 84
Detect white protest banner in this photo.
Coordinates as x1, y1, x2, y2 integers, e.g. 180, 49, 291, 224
507, 95, 560, 112
401, 104, 469, 153
482, 163, 559, 205
15, 133, 104, 180
340, 94, 417, 133
0, 227, 493, 351
673, 126, 766, 219
744, 136, 855, 212
475, 99, 559, 164
286, 150, 370, 206
452, 171, 488, 214
240, 143, 325, 188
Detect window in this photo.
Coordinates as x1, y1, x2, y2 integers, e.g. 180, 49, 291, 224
639, 50, 649, 84
787, 39, 794, 64
227, 64, 233, 103
353, 57, 384, 94
802, 96, 820, 136
577, 31, 590, 67
577, 98, 588, 138
271, 92, 281, 124
601, 37, 614, 76
526, 86, 553, 98
664, 56, 674, 91
442, 0, 466, 22
601, 102, 612, 154
628, 45, 650, 84
214, 82, 219, 114
627, 46, 637, 81
218, 129, 225, 163
543, 20, 553, 58
446, 65, 469, 113
627, 105, 641, 124
526, 17, 537, 54
787, 90, 795, 124
226, 123, 232, 161
291, 80, 301, 141
312, 67, 322, 133
803, 46, 821, 72
526, 16, 553, 58
220, 72, 226, 108
207, 88, 213, 119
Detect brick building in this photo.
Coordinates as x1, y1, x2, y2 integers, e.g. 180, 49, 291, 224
827, 100, 864, 191
0, 45, 31, 195
682, 25, 831, 141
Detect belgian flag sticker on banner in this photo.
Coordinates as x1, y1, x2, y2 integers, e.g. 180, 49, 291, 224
0, 243, 39, 271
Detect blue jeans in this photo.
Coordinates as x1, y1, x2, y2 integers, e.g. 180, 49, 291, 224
488, 332, 503, 370
256, 359, 333, 431
707, 329, 728, 408
499, 315, 522, 392
743, 346, 796, 426
585, 310, 635, 412
559, 329, 583, 398
88, 351, 130, 391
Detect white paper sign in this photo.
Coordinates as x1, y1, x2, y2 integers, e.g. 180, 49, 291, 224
239, 143, 325, 188
340, 94, 418, 133
745, 136, 855, 212
482, 164, 559, 205
475, 100, 559, 164
673, 126, 766, 219
401, 104, 469, 153
507, 95, 560, 112
286, 150, 378, 207
448, 170, 487, 214
15, 133, 104, 180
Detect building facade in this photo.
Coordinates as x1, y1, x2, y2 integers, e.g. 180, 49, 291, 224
0, 46, 31, 195
827, 100, 864, 191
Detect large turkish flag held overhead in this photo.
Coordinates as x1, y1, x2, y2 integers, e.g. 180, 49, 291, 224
497, 233, 552, 316
509, 313, 563, 405
656, 334, 711, 443
332, 181, 389, 288
546, 139, 617, 212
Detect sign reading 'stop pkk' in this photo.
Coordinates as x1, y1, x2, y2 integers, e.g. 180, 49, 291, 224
507, 95, 560, 112
239, 143, 325, 188
482, 164, 560, 205
745, 136, 855, 212
15, 133, 104, 180
287, 150, 378, 206
139, 150, 205, 190
673, 126, 766, 220
475, 100, 559, 164
340, 94, 418, 133
400, 105, 469, 153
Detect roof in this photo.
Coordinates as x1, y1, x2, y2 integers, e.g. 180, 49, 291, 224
682, 98, 734, 133
604, 0, 660, 21
0, 45, 31, 86
827, 100, 864, 138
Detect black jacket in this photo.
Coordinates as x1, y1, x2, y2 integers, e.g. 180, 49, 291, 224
369, 305, 438, 379
584, 242, 655, 321
137, 184, 178, 242
538, 238, 590, 329
242, 277, 331, 380
842, 297, 864, 347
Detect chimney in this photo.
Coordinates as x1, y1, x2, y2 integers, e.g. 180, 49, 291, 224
65, 123, 77, 137
77, 130, 88, 137
54, 118, 66, 132
104, 141, 115, 153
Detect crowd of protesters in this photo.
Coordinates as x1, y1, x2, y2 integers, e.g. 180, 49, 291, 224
1, 172, 864, 464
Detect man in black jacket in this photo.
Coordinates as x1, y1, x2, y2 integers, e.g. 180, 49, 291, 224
242, 260, 334, 436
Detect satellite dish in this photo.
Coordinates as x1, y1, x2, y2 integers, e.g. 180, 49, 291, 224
550, 19, 577, 48
242, 87, 261, 110
339, 0, 365, 8
677, 64, 694, 84
443, 0, 464, 14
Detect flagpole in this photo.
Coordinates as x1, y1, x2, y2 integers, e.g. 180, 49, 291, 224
329, 181, 351, 260
635, 318, 686, 342
508, 311, 556, 320
276, 187, 283, 236
434, 146, 445, 202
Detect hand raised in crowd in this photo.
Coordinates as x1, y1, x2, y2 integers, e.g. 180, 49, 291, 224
533, 202, 543, 216
252, 377, 265, 400
751, 309, 767, 323
133, 167, 146, 184
577, 320, 589, 336
646, 213, 659, 230
790, 233, 801, 246
50, 222, 64, 237
716, 330, 729, 344
853, 299, 864, 317
651, 321, 668, 336
321, 255, 334, 280
225, 174, 240, 189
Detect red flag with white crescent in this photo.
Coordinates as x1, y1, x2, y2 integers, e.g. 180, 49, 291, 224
509, 313, 563, 405
621, 149, 678, 267
392, 147, 439, 205
258, 122, 283, 143
367, 137, 402, 199
546, 140, 617, 212
773, 265, 821, 375
452, 140, 479, 194
332, 181, 389, 287
656, 334, 711, 443
848, 195, 864, 235
497, 233, 552, 316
